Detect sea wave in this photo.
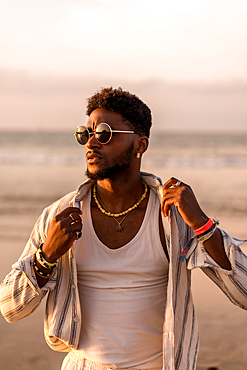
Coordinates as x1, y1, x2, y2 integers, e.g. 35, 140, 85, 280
0, 152, 85, 166
1, 152, 247, 168
143, 156, 247, 168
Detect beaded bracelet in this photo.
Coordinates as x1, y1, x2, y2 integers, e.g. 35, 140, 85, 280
33, 255, 53, 279
36, 244, 57, 270
179, 218, 219, 261
196, 218, 219, 243
198, 225, 217, 243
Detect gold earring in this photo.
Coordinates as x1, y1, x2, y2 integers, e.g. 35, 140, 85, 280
136, 152, 141, 159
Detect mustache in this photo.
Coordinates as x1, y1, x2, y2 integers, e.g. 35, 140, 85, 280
86, 150, 102, 158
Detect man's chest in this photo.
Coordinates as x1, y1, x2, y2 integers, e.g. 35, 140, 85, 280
79, 187, 168, 256
91, 206, 147, 249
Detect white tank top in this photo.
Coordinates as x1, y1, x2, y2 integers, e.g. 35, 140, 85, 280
74, 188, 169, 368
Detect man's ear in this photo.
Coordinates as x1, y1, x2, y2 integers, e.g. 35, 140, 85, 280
135, 136, 149, 159
136, 136, 149, 156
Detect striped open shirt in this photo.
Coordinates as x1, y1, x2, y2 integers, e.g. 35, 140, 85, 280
1, 172, 247, 370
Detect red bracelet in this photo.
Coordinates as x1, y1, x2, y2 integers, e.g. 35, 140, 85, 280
194, 218, 213, 236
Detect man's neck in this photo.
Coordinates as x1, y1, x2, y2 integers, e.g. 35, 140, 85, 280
94, 175, 145, 215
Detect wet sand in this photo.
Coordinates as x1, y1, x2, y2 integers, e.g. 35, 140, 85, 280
0, 164, 247, 370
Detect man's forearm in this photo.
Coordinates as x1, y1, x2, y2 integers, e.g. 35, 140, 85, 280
35, 257, 54, 288
202, 229, 231, 270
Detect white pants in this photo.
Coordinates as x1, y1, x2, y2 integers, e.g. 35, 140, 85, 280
61, 352, 162, 370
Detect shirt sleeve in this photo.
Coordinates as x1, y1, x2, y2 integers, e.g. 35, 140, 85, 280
0, 207, 57, 323
0, 258, 54, 323
187, 228, 247, 310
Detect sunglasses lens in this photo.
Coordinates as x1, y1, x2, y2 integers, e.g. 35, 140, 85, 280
96, 123, 111, 144
75, 126, 89, 145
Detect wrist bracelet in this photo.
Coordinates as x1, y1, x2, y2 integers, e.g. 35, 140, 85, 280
33, 255, 53, 279
198, 225, 217, 243
36, 244, 57, 270
194, 218, 213, 236
179, 218, 219, 262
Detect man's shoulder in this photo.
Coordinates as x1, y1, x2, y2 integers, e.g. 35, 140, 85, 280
141, 171, 163, 185
141, 171, 163, 198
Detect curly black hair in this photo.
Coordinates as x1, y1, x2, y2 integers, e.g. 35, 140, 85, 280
86, 87, 152, 137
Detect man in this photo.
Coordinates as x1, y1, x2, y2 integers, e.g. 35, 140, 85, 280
1, 87, 247, 370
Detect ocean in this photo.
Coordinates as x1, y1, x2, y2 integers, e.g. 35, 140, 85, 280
1, 130, 247, 168
1, 130, 247, 218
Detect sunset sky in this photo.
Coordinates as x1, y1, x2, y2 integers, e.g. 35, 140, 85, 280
1, 0, 247, 131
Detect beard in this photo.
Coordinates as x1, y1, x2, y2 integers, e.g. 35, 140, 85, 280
86, 141, 134, 181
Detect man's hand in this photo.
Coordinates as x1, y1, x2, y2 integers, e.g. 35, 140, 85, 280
42, 207, 82, 263
161, 177, 231, 270
161, 177, 208, 230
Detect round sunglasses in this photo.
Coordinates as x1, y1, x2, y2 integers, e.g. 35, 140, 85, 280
74, 122, 141, 145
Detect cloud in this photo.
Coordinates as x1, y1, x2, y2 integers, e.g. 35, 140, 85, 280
1, 68, 247, 132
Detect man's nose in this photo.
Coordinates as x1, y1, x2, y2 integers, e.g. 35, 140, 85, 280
86, 132, 100, 148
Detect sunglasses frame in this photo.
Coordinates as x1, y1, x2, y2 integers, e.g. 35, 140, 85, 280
75, 122, 141, 145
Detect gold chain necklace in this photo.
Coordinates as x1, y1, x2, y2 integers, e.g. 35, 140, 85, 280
93, 181, 148, 219
96, 196, 130, 232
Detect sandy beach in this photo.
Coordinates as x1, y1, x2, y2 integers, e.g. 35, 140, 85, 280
0, 163, 247, 370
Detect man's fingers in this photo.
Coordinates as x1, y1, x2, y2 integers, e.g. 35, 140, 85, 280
161, 196, 177, 217
161, 177, 186, 217
63, 213, 82, 231
70, 221, 82, 232
69, 213, 81, 223
70, 231, 82, 241
163, 177, 184, 190
52, 206, 82, 237
55, 207, 82, 226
